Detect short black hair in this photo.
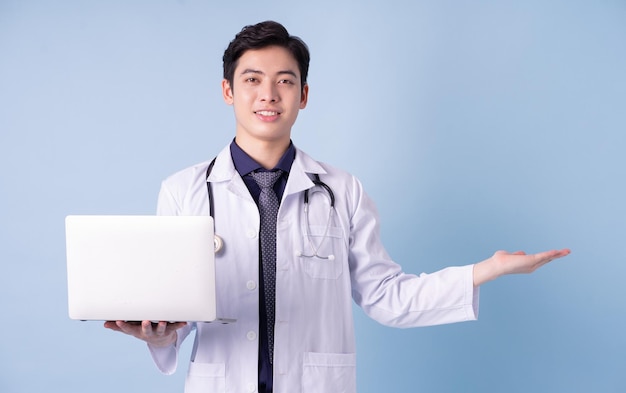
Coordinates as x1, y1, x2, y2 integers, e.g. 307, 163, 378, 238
223, 21, 310, 92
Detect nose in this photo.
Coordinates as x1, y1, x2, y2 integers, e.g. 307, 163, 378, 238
259, 81, 279, 103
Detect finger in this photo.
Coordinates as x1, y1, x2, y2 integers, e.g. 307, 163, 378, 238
556, 248, 571, 257
104, 321, 121, 331
529, 249, 570, 271
141, 320, 155, 336
117, 321, 140, 334
155, 321, 168, 336
105, 321, 138, 337
116, 320, 131, 330
534, 249, 568, 262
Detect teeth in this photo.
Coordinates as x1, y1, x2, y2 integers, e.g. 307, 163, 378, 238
257, 111, 278, 116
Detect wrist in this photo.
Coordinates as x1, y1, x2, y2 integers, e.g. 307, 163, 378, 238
473, 257, 502, 287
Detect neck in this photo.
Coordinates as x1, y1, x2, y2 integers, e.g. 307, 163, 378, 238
234, 136, 290, 170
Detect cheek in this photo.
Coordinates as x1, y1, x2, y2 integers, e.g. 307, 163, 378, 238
235, 89, 256, 104
231, 94, 251, 111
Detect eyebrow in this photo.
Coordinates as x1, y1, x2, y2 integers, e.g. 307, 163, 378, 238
239, 68, 298, 78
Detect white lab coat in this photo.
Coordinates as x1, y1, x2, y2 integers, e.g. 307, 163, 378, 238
149, 144, 479, 393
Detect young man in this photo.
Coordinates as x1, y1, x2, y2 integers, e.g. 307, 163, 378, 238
105, 21, 570, 393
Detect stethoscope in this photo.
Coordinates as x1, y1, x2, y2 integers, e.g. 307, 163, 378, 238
205, 158, 336, 260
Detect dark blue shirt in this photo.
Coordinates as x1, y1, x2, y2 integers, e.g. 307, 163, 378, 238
229, 139, 295, 393
230, 140, 294, 203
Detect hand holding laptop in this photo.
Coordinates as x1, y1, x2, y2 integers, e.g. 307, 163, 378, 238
104, 320, 187, 347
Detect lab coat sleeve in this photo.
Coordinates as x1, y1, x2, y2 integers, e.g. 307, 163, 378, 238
347, 176, 479, 328
147, 323, 194, 375
146, 180, 195, 374
156, 179, 183, 216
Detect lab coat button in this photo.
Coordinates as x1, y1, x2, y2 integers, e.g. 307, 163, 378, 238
247, 331, 257, 341
246, 280, 257, 290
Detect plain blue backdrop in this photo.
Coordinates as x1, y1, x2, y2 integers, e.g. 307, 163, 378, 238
1, 0, 625, 392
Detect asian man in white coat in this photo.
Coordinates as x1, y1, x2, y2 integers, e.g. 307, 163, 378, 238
105, 20, 570, 393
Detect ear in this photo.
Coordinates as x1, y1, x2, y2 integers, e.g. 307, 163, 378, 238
299, 83, 309, 109
222, 79, 234, 105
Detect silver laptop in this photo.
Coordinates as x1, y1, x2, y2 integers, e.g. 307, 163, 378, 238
65, 215, 227, 323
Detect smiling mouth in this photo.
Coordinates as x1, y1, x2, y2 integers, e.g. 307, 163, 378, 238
255, 110, 280, 116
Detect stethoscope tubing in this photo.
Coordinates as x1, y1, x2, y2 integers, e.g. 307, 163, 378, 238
205, 157, 336, 258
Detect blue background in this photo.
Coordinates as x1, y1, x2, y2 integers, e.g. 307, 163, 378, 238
1, 0, 625, 392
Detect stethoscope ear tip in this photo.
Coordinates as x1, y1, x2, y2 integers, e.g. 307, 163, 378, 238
328, 254, 335, 261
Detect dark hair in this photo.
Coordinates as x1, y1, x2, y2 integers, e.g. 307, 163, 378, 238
222, 21, 310, 92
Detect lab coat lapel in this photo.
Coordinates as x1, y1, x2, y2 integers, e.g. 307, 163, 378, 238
284, 147, 327, 198
207, 145, 252, 201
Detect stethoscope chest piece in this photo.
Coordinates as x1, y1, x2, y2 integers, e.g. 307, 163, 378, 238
214, 234, 224, 253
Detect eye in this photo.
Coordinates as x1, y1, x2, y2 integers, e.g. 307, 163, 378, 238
245, 77, 258, 83
278, 79, 294, 85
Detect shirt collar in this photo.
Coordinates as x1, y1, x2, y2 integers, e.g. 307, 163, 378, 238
229, 139, 296, 177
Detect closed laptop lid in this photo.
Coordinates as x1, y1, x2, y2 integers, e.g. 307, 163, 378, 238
65, 215, 217, 322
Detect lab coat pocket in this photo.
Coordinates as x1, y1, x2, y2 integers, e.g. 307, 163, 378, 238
184, 361, 225, 393
302, 352, 356, 393
301, 225, 345, 279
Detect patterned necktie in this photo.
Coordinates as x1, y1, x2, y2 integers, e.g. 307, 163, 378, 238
250, 170, 283, 364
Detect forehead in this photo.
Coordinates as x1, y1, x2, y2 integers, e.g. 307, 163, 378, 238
235, 46, 300, 77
